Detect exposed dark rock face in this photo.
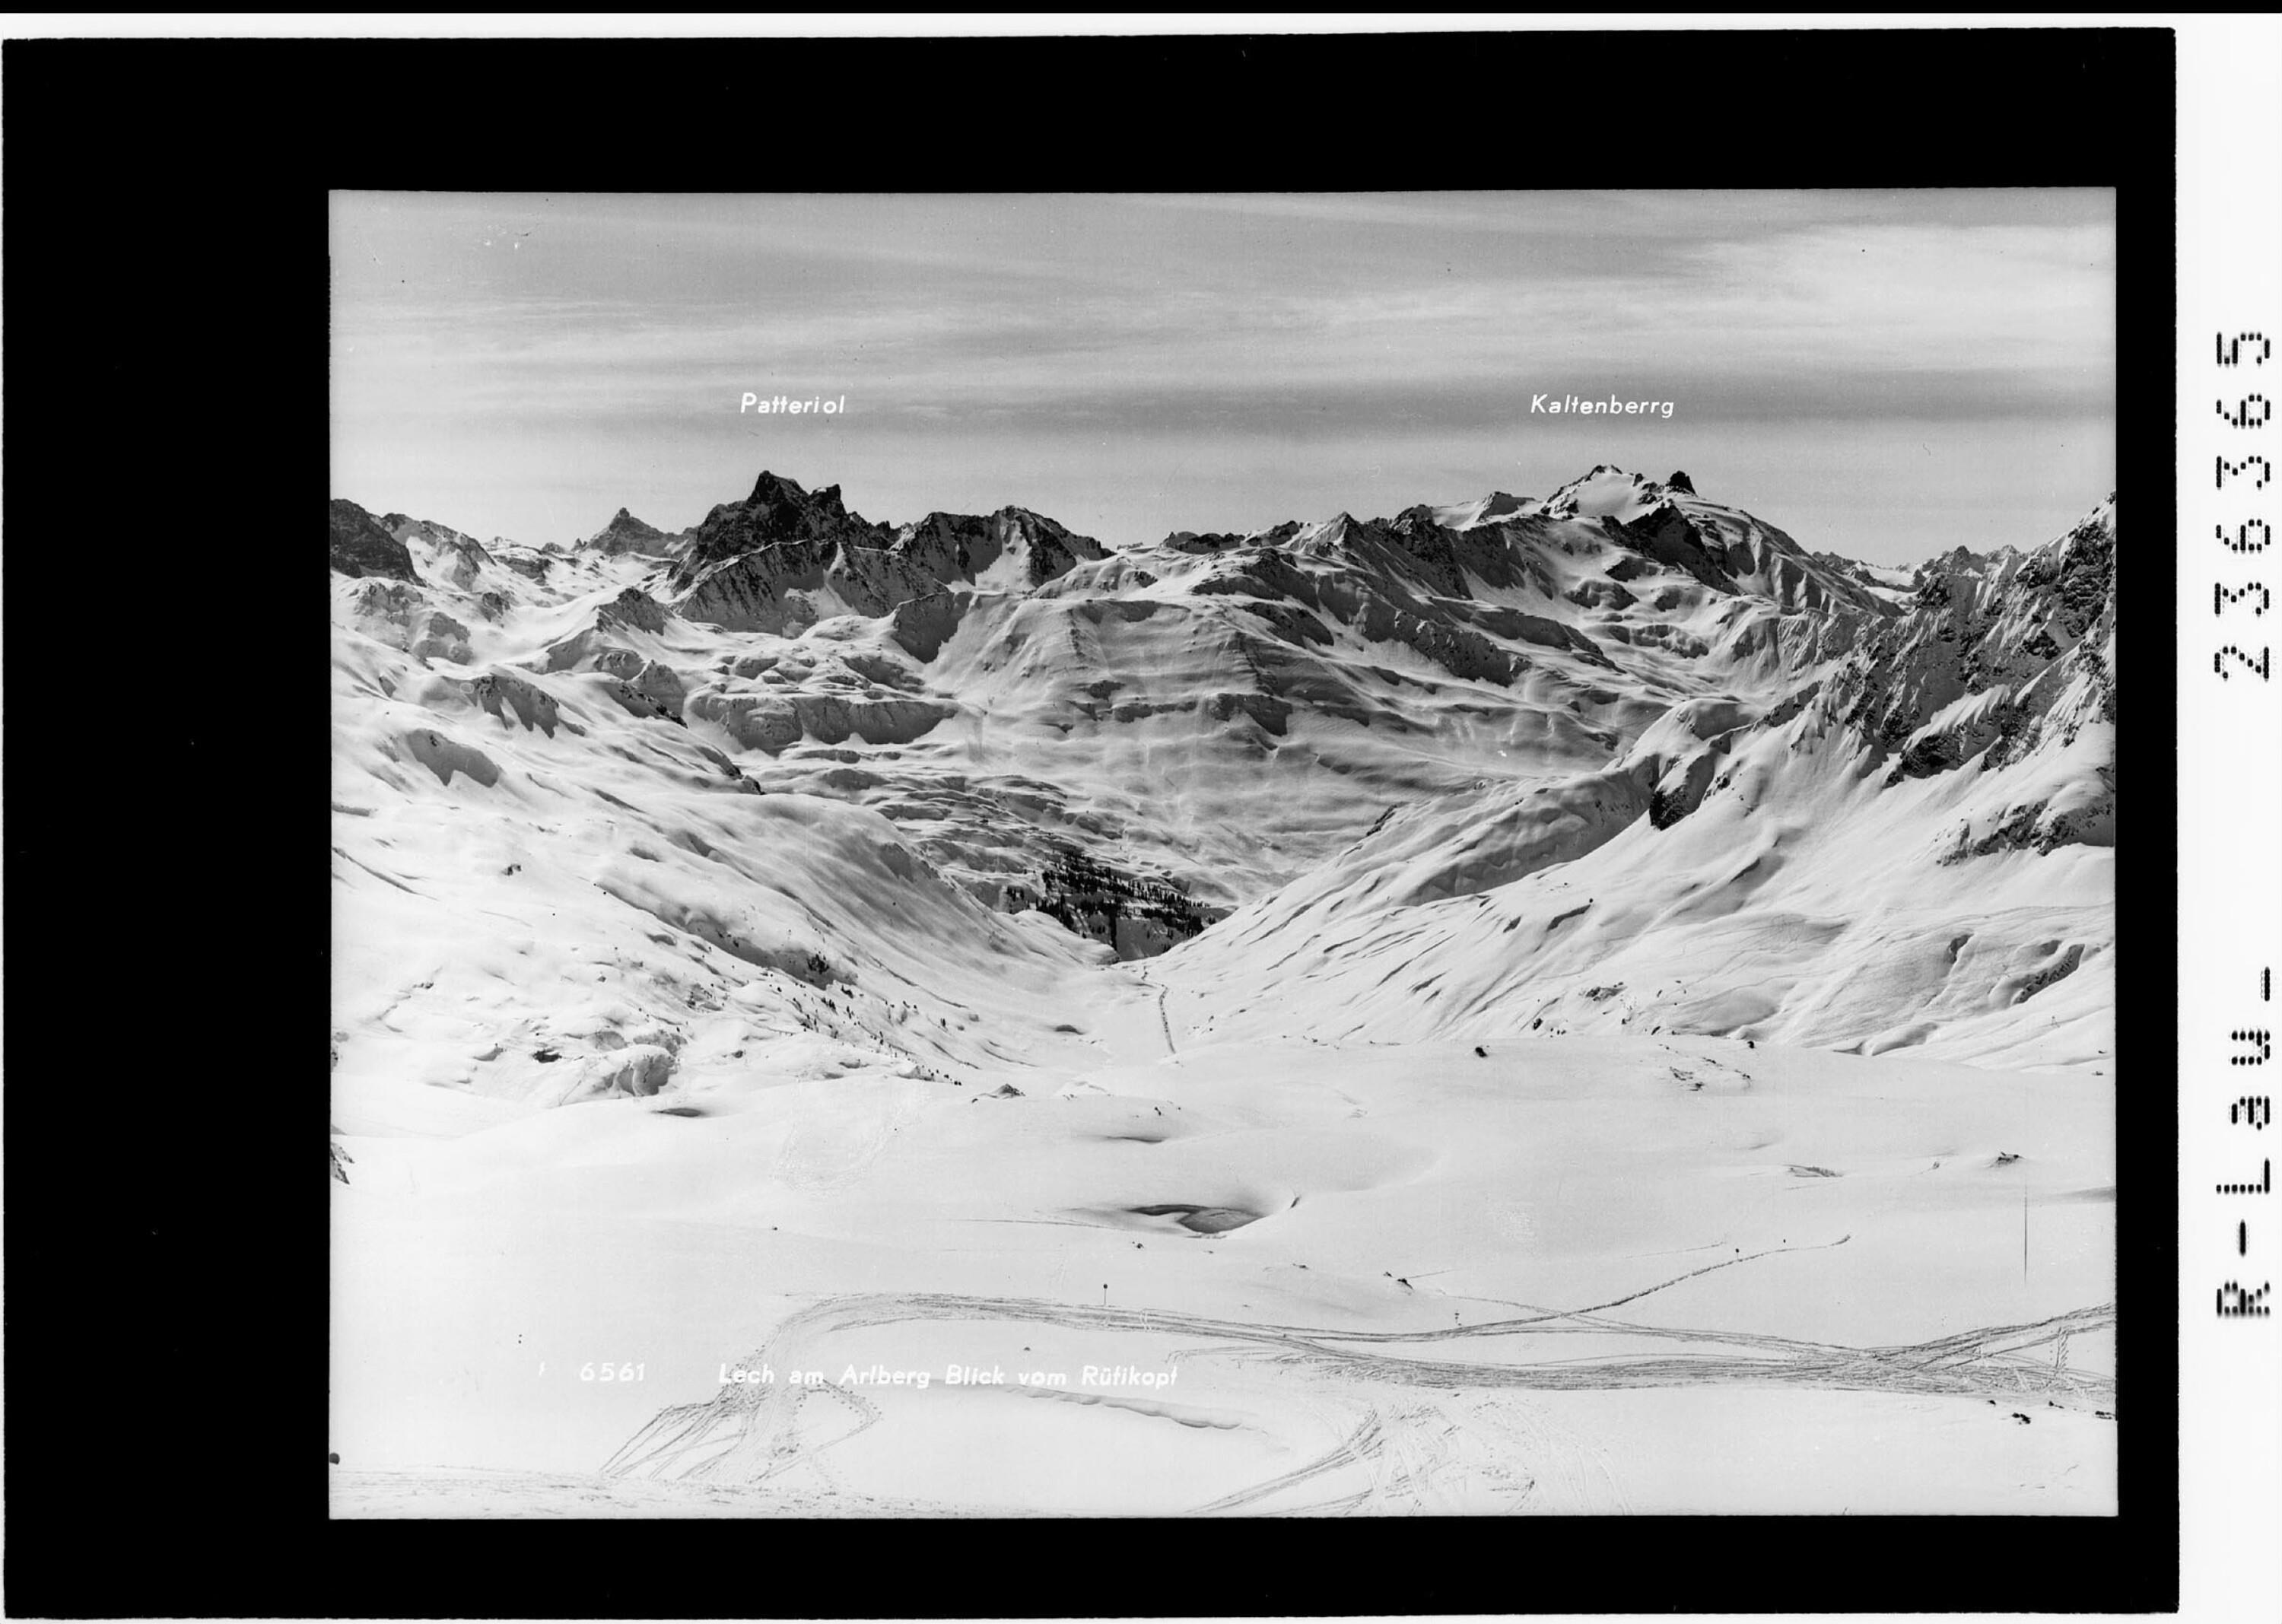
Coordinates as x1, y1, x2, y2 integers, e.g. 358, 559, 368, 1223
460, 669, 562, 735
1294, 506, 1559, 602
1611, 503, 1743, 595
593, 649, 688, 722
688, 690, 956, 754
331, 498, 419, 580
887, 591, 973, 662
597, 587, 671, 634
384, 516, 496, 588
1826, 506, 2115, 773
1163, 529, 1245, 555
896, 507, 1108, 589
1007, 848, 1228, 960
1565, 578, 1638, 611
1184, 529, 1615, 698
341, 577, 471, 663
1666, 470, 1696, 494
1768, 499, 2119, 859
1604, 495, 2115, 861
587, 507, 679, 558
670, 471, 1109, 633
672, 471, 891, 590
2007, 942, 2086, 1003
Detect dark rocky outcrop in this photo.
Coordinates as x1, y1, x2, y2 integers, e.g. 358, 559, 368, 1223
1771, 499, 2121, 859
888, 591, 974, 662
672, 471, 891, 591
895, 507, 1108, 589
1007, 848, 1228, 960
587, 507, 679, 558
671, 472, 1108, 633
596, 587, 672, 634
1610, 502, 1742, 595
688, 690, 956, 754
331, 499, 419, 580
1187, 534, 1612, 695
1825, 504, 2115, 777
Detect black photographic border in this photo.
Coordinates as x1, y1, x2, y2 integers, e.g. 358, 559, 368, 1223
0, 23, 2175, 1619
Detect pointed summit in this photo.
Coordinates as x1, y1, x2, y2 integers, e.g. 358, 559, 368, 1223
1666, 470, 1696, 494
586, 507, 675, 558
1289, 511, 1364, 552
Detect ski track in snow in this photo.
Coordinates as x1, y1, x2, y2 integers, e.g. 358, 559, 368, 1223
602, 1289, 2113, 1515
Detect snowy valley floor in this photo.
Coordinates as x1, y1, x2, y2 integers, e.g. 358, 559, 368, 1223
331, 968, 2114, 1517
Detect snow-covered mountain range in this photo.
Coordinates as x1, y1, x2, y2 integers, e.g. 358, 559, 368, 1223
330, 464, 2116, 1515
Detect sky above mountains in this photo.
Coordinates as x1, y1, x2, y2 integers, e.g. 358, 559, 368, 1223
330, 190, 2115, 567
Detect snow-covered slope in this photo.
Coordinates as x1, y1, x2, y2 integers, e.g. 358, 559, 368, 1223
570, 466, 1909, 922
330, 466, 2117, 1517
1156, 496, 2117, 1069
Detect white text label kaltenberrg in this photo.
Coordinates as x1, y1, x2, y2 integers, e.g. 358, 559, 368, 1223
1532, 394, 1674, 418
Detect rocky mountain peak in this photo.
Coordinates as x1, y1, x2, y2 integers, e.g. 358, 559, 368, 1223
1812, 496, 2117, 842
329, 497, 420, 582
665, 472, 1115, 632
588, 507, 675, 558
736, 471, 850, 525
747, 467, 806, 505
668, 470, 892, 592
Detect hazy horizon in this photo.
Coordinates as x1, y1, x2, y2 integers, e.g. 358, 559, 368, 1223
330, 190, 2115, 567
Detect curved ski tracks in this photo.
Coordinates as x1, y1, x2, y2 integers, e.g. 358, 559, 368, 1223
605, 1286, 2115, 1514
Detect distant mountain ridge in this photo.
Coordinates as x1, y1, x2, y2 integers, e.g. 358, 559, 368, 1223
330, 463, 2114, 1066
